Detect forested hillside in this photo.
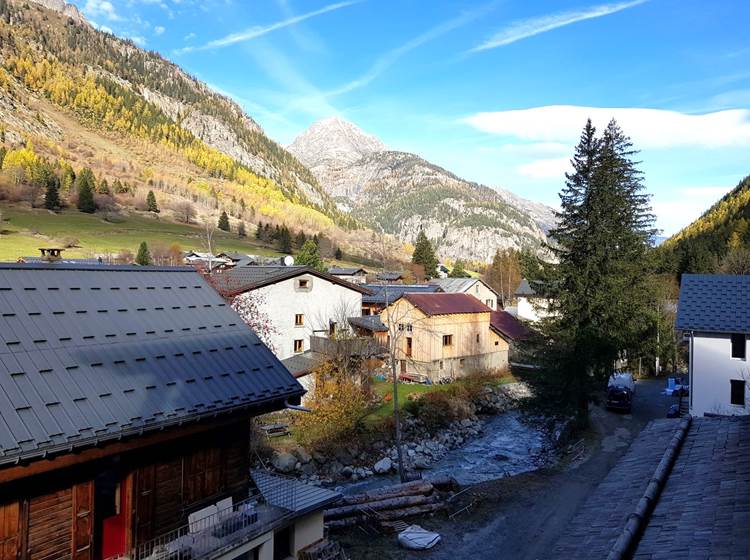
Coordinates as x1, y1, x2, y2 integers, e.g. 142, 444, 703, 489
661, 174, 750, 275
0, 0, 390, 262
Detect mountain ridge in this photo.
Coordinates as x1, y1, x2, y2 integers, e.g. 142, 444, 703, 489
289, 118, 556, 261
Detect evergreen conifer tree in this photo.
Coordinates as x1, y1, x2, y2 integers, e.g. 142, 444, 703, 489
296, 239, 326, 272
294, 230, 307, 249
135, 241, 152, 265
44, 176, 61, 210
335, 247, 343, 260
237, 221, 246, 238
449, 260, 469, 278
255, 221, 263, 240
76, 167, 96, 213
529, 119, 656, 417
217, 211, 230, 232
278, 226, 292, 253
146, 190, 159, 213
411, 231, 438, 278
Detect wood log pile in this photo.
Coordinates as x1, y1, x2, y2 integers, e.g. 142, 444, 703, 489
324, 478, 453, 529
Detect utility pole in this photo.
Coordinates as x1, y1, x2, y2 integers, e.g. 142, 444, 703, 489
379, 226, 406, 482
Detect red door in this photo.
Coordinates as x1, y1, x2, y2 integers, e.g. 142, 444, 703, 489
101, 479, 128, 559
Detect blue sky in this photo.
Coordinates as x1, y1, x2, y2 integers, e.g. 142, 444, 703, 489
74, 0, 750, 235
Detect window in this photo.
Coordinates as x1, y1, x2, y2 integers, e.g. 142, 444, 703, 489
293, 339, 303, 353
495, 341, 499, 346
476, 334, 480, 343
731, 379, 746, 406
443, 335, 453, 347
731, 333, 746, 359
296, 278, 311, 291
398, 323, 405, 331
295, 314, 304, 326
406, 337, 412, 357
486, 299, 493, 308
439, 360, 444, 370
406, 324, 413, 332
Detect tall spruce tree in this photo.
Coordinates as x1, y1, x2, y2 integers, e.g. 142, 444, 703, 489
237, 221, 246, 238
530, 119, 656, 417
217, 211, 230, 232
146, 190, 159, 213
135, 241, 152, 265
75, 167, 96, 213
411, 231, 438, 278
296, 239, 326, 272
44, 176, 61, 210
277, 225, 292, 253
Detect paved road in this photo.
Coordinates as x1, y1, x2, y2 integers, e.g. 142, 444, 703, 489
417, 377, 672, 560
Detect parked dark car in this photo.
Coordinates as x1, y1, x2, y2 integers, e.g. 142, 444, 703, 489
606, 385, 633, 412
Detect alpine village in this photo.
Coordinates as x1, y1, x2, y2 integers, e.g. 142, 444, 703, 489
0, 1, 748, 559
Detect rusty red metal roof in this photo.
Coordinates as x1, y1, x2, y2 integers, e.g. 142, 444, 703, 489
402, 292, 491, 316
490, 310, 531, 341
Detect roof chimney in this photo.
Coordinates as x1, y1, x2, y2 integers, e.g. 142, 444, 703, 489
39, 248, 64, 262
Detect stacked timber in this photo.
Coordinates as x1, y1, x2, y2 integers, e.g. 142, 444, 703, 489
324, 480, 446, 529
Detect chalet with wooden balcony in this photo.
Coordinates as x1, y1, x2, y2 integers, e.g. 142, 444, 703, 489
0, 263, 339, 560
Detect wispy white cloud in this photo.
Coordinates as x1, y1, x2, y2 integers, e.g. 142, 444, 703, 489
177, 0, 359, 54
154, 25, 166, 35
470, 0, 647, 53
517, 157, 571, 179
83, 0, 122, 22
183, 32, 196, 41
328, 2, 498, 96
463, 105, 750, 149
128, 34, 147, 46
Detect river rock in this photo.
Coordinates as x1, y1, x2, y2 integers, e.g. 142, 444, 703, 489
293, 447, 312, 464
341, 466, 354, 478
373, 457, 392, 474
272, 451, 297, 473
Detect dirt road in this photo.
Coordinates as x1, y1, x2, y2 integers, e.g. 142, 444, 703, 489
338, 378, 671, 560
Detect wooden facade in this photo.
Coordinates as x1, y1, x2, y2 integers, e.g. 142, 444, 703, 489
0, 419, 251, 560
380, 298, 508, 381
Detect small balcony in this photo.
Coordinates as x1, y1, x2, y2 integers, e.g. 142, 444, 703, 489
109, 470, 299, 560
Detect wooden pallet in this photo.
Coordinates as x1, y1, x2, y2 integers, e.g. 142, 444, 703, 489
298, 539, 348, 560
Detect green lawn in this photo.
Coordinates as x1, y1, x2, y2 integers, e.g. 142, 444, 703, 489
0, 205, 382, 268
0, 206, 284, 261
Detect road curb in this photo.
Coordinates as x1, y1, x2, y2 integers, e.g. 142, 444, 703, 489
606, 415, 692, 560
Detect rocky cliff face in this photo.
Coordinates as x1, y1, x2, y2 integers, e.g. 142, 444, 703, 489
289, 119, 554, 261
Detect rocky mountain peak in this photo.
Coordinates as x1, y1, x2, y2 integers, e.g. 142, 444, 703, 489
288, 116, 387, 169
28, 0, 87, 25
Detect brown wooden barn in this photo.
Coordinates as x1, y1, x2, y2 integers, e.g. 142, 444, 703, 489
0, 263, 339, 560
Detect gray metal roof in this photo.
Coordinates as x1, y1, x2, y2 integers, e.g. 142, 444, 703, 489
210, 265, 370, 297
362, 283, 441, 305
515, 278, 537, 297
348, 315, 387, 332
676, 274, 750, 333
251, 469, 341, 516
0, 263, 303, 465
429, 277, 500, 298
328, 267, 366, 276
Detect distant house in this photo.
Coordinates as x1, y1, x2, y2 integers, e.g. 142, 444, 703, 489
515, 278, 550, 322
0, 262, 337, 560
376, 270, 404, 283
436, 264, 450, 278
430, 277, 501, 310
379, 292, 509, 382
328, 266, 368, 285
211, 265, 370, 360
361, 283, 443, 315
490, 310, 531, 362
677, 274, 750, 416
183, 251, 231, 269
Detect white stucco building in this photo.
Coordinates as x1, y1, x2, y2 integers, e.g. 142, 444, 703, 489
677, 274, 750, 417
515, 278, 551, 322
211, 266, 368, 360
429, 277, 501, 310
